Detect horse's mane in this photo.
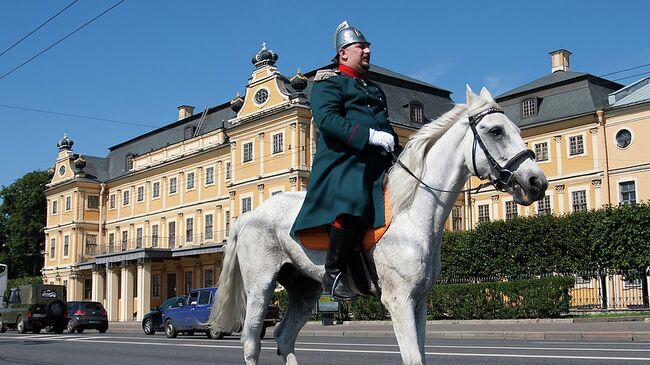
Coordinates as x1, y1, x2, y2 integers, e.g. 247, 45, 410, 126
387, 93, 499, 215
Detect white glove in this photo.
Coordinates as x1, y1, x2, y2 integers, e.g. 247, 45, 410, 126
368, 129, 395, 152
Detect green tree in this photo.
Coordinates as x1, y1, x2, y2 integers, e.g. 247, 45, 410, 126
0, 170, 50, 278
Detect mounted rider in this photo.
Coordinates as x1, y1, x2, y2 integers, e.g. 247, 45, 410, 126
290, 21, 399, 301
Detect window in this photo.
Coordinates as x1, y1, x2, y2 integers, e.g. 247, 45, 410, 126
125, 154, 134, 171
225, 211, 230, 237
537, 195, 551, 216
152, 274, 161, 297
186, 218, 194, 243
569, 135, 584, 156
620, 181, 636, 205
151, 224, 159, 247
225, 162, 231, 180
205, 167, 214, 185
205, 214, 214, 240
63, 235, 69, 256
85, 234, 97, 256
137, 186, 144, 202
184, 126, 195, 140
198, 289, 212, 305
136, 227, 143, 248
615, 129, 632, 149
87, 195, 99, 209
65, 196, 71, 211
254, 89, 269, 104
108, 233, 115, 252
272, 133, 284, 154
522, 98, 537, 118
152, 182, 160, 198
534, 142, 548, 162
184, 271, 193, 294
121, 231, 128, 250
109, 194, 116, 209
52, 200, 58, 214
50, 238, 56, 259
169, 177, 177, 194
571, 190, 588, 212
168, 221, 176, 247
123, 190, 130, 206
505, 201, 518, 220
477, 204, 490, 223
186, 172, 195, 190
452, 205, 462, 231
243, 142, 253, 163
204, 269, 213, 287
241, 197, 252, 214
84, 279, 92, 300
409, 102, 424, 123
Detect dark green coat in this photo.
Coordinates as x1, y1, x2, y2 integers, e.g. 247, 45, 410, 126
291, 70, 398, 237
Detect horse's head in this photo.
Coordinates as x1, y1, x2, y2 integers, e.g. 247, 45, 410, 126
462, 85, 547, 205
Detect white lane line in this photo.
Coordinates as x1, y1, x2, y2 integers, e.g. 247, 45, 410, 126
5, 336, 650, 361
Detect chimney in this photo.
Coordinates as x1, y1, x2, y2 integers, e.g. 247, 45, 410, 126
550, 49, 571, 73
177, 105, 195, 120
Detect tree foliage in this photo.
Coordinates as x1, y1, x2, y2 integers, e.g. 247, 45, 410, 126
0, 170, 50, 278
440, 202, 650, 278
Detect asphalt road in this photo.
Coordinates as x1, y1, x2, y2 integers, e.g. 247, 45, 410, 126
3, 332, 650, 364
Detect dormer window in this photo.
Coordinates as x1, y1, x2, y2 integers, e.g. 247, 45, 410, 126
409, 101, 424, 123
184, 126, 195, 140
521, 98, 537, 118
125, 153, 134, 171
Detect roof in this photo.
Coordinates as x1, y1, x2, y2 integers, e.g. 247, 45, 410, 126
609, 77, 650, 107
73, 63, 454, 183
495, 71, 623, 129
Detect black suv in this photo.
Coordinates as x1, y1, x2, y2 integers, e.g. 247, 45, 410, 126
0, 284, 68, 334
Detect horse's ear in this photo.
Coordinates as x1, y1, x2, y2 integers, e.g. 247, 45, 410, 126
479, 87, 494, 102
465, 84, 475, 104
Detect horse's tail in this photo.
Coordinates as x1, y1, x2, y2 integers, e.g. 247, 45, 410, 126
208, 213, 248, 334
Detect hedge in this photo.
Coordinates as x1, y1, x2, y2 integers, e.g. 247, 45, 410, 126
274, 276, 574, 321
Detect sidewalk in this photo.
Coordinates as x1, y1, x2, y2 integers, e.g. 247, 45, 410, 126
108, 317, 650, 342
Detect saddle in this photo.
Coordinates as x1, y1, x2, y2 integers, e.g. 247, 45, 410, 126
298, 190, 392, 297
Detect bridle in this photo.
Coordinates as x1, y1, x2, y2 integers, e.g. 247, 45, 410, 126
468, 107, 536, 192
392, 107, 536, 194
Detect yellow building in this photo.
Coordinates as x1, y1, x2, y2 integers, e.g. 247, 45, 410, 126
42, 44, 454, 321
463, 49, 650, 225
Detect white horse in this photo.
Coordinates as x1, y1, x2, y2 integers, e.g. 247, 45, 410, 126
208, 86, 548, 365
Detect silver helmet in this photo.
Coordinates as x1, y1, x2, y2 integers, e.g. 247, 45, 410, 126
333, 21, 370, 56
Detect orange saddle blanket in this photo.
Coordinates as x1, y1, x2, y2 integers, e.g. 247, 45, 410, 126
298, 190, 392, 252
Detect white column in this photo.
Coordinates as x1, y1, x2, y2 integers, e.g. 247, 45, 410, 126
217, 161, 223, 197
120, 265, 134, 322
590, 128, 599, 170
106, 266, 119, 321
299, 123, 307, 170
198, 167, 203, 202
490, 195, 499, 221
162, 177, 167, 210
554, 135, 563, 176
290, 123, 297, 169
91, 268, 105, 303
556, 185, 565, 214
136, 261, 152, 322
592, 179, 602, 209
230, 142, 237, 182
290, 177, 297, 192
258, 133, 265, 177
179, 172, 185, 206
257, 184, 264, 206
196, 209, 203, 244
216, 206, 223, 242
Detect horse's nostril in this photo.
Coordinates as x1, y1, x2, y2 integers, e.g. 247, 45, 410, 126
529, 176, 548, 194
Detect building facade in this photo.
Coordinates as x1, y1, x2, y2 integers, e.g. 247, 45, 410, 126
42, 45, 454, 321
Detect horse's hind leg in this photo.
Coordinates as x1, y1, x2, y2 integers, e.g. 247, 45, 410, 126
275, 264, 322, 365
240, 267, 278, 365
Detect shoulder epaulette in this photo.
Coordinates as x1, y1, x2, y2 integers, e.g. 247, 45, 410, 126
314, 69, 340, 82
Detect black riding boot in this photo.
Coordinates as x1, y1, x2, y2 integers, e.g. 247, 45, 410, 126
322, 225, 358, 301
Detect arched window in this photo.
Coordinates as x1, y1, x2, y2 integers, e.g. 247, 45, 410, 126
409, 101, 424, 123
125, 153, 134, 171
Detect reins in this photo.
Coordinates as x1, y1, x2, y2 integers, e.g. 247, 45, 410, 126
391, 107, 535, 195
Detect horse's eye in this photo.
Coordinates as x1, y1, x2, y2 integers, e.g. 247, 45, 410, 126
489, 127, 503, 136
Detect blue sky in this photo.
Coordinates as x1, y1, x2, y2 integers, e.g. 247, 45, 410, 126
0, 0, 649, 189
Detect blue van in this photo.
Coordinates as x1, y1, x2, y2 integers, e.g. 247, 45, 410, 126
163, 287, 216, 338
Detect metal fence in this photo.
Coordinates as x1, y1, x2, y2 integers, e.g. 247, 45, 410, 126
436, 270, 650, 312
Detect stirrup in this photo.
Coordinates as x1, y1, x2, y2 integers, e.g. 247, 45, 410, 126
331, 273, 357, 301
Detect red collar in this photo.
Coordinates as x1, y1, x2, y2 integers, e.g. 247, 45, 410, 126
338, 64, 366, 79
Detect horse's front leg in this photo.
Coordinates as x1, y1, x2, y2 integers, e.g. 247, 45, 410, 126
381, 289, 425, 365
414, 295, 429, 360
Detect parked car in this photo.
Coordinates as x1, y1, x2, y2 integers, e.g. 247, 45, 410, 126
141, 295, 186, 335
66, 301, 108, 333
0, 284, 68, 334
163, 287, 279, 339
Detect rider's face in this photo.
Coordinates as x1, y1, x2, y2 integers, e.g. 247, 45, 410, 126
339, 42, 371, 72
